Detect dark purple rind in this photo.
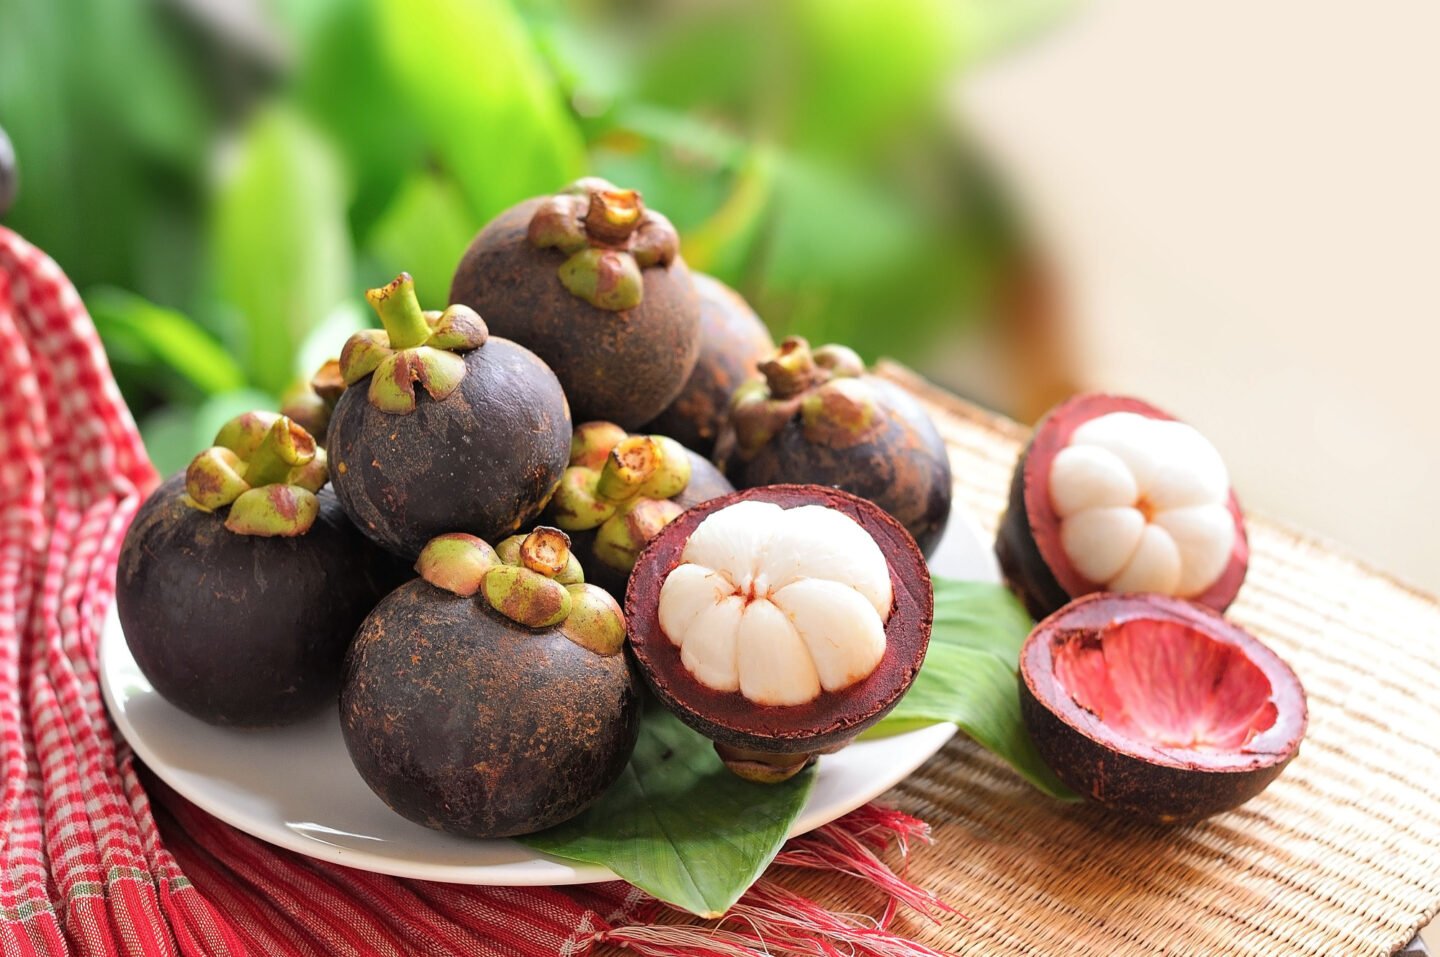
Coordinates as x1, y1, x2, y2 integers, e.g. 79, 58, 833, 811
327, 337, 571, 559
997, 393, 1250, 619
641, 274, 774, 457
340, 578, 641, 839
116, 475, 410, 728
449, 197, 702, 429
625, 484, 933, 754
726, 378, 952, 557
1019, 593, 1306, 822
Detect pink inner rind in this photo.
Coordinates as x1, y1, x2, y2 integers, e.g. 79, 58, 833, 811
1054, 619, 1278, 751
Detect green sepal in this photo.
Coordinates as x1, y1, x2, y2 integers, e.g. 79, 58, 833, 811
595, 498, 684, 573
495, 533, 584, 585
637, 436, 691, 500
560, 584, 626, 656
184, 447, 249, 512
558, 248, 643, 311
416, 533, 499, 597
339, 330, 391, 385
184, 413, 326, 536
482, 565, 572, 629
366, 346, 468, 415
224, 485, 320, 537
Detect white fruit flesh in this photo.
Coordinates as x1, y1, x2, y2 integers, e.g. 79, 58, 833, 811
1048, 412, 1235, 598
656, 502, 893, 706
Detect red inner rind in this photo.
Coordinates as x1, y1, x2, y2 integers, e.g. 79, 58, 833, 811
626, 484, 933, 753
1021, 393, 1249, 611
1022, 593, 1305, 771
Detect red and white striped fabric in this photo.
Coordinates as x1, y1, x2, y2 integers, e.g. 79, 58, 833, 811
0, 225, 952, 957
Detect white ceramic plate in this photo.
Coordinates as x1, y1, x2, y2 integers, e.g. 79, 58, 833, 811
100, 502, 1000, 885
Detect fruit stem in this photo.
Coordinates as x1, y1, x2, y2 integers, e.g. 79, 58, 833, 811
761, 337, 822, 399
595, 436, 659, 502
520, 527, 572, 578
584, 189, 643, 244
244, 417, 314, 487
365, 273, 431, 350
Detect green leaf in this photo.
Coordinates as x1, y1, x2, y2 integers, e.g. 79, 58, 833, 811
87, 287, 247, 397
519, 708, 816, 918
364, 173, 482, 310
869, 579, 1078, 800
212, 106, 354, 397
373, 0, 586, 223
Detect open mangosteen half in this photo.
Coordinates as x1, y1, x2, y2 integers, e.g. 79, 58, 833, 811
448, 178, 701, 429
626, 484, 932, 783
341, 528, 640, 839
116, 412, 408, 727
720, 337, 953, 556
544, 421, 733, 598
1020, 593, 1306, 822
997, 393, 1249, 619
641, 273, 774, 457
327, 273, 572, 558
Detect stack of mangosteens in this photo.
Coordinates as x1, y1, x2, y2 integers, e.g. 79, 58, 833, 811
118, 178, 957, 838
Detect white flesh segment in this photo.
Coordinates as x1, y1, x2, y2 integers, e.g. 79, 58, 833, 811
1054, 411, 1234, 597
1109, 524, 1182, 594
658, 563, 737, 646
1048, 445, 1139, 518
679, 500, 782, 586
758, 505, 893, 618
1153, 504, 1236, 597
1059, 507, 1145, 584
770, 579, 887, 693
678, 595, 744, 692
736, 599, 821, 706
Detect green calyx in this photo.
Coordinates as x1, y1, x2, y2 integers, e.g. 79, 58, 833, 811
339, 273, 489, 415
184, 412, 327, 537
414, 528, 626, 653
730, 337, 882, 457
547, 423, 692, 574
526, 179, 680, 311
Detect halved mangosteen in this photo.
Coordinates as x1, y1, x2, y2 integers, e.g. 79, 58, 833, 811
341, 528, 640, 838
997, 393, 1249, 619
1019, 593, 1306, 822
116, 412, 408, 727
626, 485, 932, 783
544, 421, 733, 597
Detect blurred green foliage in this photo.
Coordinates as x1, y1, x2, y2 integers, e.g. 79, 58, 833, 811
0, 0, 1069, 474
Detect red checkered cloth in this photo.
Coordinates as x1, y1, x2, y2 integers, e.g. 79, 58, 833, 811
0, 225, 953, 957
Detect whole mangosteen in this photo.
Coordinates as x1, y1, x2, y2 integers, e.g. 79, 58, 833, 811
341, 528, 640, 838
1019, 593, 1306, 822
996, 393, 1249, 620
641, 273, 774, 457
327, 273, 572, 557
116, 412, 407, 727
719, 337, 953, 556
544, 421, 733, 598
448, 178, 701, 429
625, 485, 932, 783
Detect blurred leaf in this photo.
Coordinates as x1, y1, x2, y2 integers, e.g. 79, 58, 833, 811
364, 172, 480, 309
140, 387, 274, 477
212, 105, 354, 396
373, 0, 586, 222
294, 300, 368, 388
88, 287, 246, 397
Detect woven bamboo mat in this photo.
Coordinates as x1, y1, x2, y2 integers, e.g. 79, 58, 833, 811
857, 364, 1440, 957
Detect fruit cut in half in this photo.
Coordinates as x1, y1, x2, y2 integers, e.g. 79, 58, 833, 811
626, 485, 932, 783
997, 393, 1249, 619
1019, 593, 1306, 822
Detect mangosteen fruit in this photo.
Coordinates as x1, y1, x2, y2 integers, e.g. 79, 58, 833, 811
545, 421, 733, 598
996, 393, 1249, 620
1019, 593, 1306, 822
641, 273, 774, 457
719, 337, 953, 556
341, 528, 640, 838
116, 412, 407, 727
327, 273, 572, 557
448, 178, 701, 428
625, 485, 932, 783
279, 359, 345, 447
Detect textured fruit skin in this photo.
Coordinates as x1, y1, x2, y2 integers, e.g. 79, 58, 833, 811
727, 378, 952, 556
327, 337, 571, 558
340, 579, 641, 838
1019, 593, 1306, 822
116, 475, 407, 727
995, 393, 1249, 620
449, 197, 701, 429
566, 447, 734, 598
625, 484, 933, 756
642, 274, 773, 457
